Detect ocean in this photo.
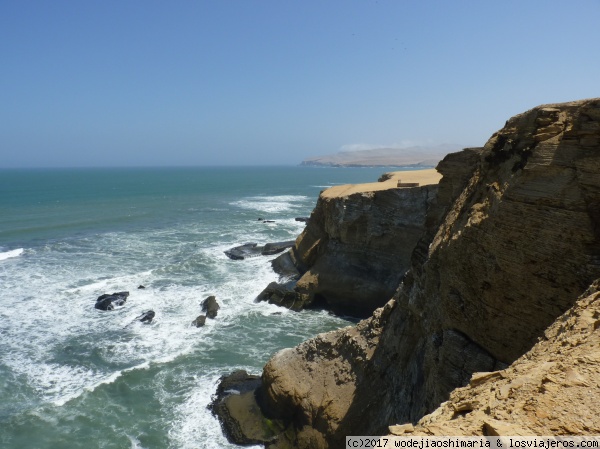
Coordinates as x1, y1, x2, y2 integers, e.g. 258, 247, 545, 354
0, 166, 412, 449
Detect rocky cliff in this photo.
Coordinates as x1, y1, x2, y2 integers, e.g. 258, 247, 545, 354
214, 99, 600, 448
258, 169, 443, 316
394, 279, 600, 436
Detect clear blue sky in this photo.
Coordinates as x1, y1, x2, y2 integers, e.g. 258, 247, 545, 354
1, 0, 599, 167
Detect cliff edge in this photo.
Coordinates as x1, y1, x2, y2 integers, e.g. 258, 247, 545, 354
258, 168, 445, 316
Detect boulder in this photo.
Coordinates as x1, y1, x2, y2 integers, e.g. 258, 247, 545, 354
95, 291, 129, 311
209, 370, 287, 446
225, 243, 262, 260
192, 315, 206, 327
224, 241, 296, 260
295, 217, 310, 223
270, 251, 301, 281
201, 295, 220, 319
255, 281, 308, 311
138, 310, 155, 323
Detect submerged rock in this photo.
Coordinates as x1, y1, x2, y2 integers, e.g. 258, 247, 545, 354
224, 241, 296, 260
201, 295, 220, 319
138, 310, 155, 324
95, 291, 129, 311
225, 243, 262, 260
192, 315, 206, 327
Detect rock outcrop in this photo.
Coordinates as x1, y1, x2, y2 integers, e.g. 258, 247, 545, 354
248, 99, 600, 447
201, 295, 220, 319
95, 291, 129, 310
210, 370, 286, 445
396, 279, 600, 436
138, 310, 155, 323
192, 315, 206, 327
225, 242, 295, 260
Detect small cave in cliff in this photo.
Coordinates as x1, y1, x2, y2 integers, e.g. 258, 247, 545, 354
306, 294, 362, 322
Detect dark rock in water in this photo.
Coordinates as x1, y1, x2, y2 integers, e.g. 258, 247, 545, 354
139, 310, 155, 323
295, 217, 310, 223
255, 281, 308, 311
261, 241, 295, 256
201, 295, 220, 319
192, 314, 206, 327
137, 285, 146, 289
209, 370, 287, 446
225, 243, 262, 260
271, 251, 301, 281
225, 241, 295, 260
95, 291, 129, 311
262, 220, 275, 223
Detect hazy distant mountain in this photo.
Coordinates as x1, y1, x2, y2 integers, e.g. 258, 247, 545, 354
300, 144, 464, 167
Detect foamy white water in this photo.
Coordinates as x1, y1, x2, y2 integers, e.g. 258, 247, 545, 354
0, 166, 409, 448
0, 248, 23, 261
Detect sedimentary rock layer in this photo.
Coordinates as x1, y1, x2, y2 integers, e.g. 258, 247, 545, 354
396, 279, 600, 436
259, 169, 443, 316
291, 183, 436, 316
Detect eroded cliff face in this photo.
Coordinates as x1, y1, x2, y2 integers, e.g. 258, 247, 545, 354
395, 279, 600, 436
259, 99, 600, 448
260, 170, 442, 316
291, 181, 437, 316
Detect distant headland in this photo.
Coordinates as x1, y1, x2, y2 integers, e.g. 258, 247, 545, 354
300, 144, 465, 167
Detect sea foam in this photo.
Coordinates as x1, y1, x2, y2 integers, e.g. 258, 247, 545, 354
0, 248, 24, 261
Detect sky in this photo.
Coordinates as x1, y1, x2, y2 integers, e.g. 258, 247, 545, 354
1, 1, 599, 168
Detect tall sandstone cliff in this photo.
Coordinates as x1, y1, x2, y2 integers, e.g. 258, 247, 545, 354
260, 169, 444, 316
289, 172, 439, 316
258, 99, 600, 448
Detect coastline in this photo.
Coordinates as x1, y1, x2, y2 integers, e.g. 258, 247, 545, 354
1, 166, 377, 449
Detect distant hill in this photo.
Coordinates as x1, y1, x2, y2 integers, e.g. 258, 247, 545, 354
300, 144, 465, 167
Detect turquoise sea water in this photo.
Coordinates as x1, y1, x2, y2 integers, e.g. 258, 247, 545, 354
0, 166, 417, 449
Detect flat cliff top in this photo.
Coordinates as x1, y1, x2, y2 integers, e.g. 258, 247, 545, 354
321, 168, 442, 199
